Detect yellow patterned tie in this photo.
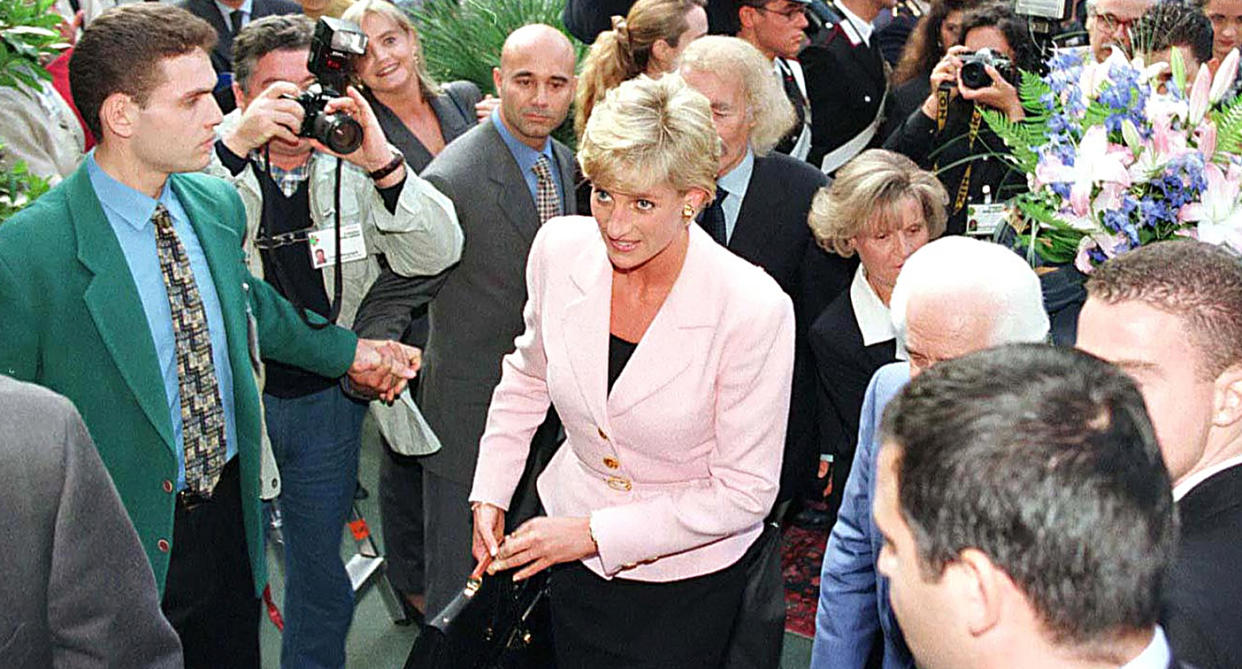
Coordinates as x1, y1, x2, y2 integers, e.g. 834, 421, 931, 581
152, 204, 228, 496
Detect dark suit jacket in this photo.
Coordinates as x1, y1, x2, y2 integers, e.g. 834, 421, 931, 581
0, 165, 357, 595
0, 377, 182, 669
561, 0, 738, 43
175, 0, 301, 111
808, 287, 896, 518
363, 121, 576, 490
801, 26, 889, 171
368, 81, 482, 175
727, 152, 853, 501
1162, 465, 1242, 669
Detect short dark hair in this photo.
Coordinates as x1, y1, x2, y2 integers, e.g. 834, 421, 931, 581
70, 4, 217, 140
1086, 241, 1242, 379
233, 15, 315, 94
957, 2, 1043, 73
1134, 1, 1214, 65
881, 344, 1176, 649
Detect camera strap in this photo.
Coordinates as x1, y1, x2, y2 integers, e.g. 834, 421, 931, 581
254, 146, 344, 330
933, 86, 984, 215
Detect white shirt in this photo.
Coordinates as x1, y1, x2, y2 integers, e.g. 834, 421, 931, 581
1120, 627, 1172, 669
716, 148, 755, 244
1173, 455, 1242, 501
851, 265, 907, 359
835, 1, 875, 46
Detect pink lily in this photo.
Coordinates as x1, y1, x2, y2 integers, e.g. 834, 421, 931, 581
1037, 126, 1132, 217
1210, 49, 1241, 104
1188, 63, 1212, 125
1196, 119, 1218, 159
1181, 162, 1242, 253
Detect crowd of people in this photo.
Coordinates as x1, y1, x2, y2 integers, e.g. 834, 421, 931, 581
1, 0, 1241, 667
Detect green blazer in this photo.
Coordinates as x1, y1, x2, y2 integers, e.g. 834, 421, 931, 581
0, 164, 358, 596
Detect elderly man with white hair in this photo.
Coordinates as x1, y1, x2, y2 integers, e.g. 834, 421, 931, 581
810, 236, 1050, 669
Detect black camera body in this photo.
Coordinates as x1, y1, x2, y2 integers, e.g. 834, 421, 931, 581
292, 17, 369, 154
959, 48, 1015, 89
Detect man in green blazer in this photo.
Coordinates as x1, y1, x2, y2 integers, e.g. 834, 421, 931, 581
0, 5, 416, 667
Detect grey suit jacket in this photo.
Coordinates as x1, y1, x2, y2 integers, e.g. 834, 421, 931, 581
415, 121, 576, 487
0, 377, 182, 669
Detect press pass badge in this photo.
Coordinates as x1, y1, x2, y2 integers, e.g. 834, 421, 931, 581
966, 202, 1008, 236
308, 224, 366, 269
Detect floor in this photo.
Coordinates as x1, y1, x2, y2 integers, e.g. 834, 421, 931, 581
259, 415, 815, 667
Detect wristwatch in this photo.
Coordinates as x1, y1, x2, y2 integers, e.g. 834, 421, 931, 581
368, 147, 405, 181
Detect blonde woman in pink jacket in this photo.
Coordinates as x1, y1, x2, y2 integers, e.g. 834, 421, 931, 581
468, 73, 796, 667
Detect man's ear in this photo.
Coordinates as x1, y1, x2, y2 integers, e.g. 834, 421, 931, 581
492, 66, 503, 96
952, 549, 1005, 638
99, 91, 137, 140
232, 81, 249, 112
738, 6, 759, 31
1211, 364, 1242, 428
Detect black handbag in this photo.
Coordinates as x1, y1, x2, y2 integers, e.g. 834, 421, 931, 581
403, 558, 555, 669
722, 521, 787, 669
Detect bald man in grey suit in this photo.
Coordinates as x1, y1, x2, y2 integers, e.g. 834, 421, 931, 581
0, 376, 182, 668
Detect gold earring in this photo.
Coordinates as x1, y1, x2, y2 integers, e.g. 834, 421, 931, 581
682, 203, 695, 219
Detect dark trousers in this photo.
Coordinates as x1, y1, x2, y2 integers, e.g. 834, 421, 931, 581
422, 470, 474, 616
548, 558, 748, 668
161, 457, 262, 669
378, 434, 426, 596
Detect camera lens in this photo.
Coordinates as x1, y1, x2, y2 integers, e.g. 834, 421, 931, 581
312, 111, 363, 154
960, 61, 990, 90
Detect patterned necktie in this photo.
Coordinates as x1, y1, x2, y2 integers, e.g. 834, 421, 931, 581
697, 187, 729, 245
532, 155, 561, 225
152, 204, 228, 496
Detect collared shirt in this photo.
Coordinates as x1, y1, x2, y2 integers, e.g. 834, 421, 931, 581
249, 149, 312, 198
1120, 627, 1172, 669
1173, 455, 1242, 501
86, 153, 238, 491
853, 264, 907, 359
717, 148, 755, 244
835, 0, 875, 45
214, 0, 253, 32
490, 107, 565, 213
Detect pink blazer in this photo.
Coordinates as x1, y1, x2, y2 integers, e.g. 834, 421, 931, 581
469, 216, 795, 582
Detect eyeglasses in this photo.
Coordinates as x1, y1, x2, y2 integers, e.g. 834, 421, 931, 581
754, 4, 809, 21
1089, 10, 1136, 32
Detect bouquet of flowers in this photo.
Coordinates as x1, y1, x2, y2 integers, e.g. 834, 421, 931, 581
982, 47, 1242, 271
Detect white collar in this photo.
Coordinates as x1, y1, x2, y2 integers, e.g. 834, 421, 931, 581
850, 265, 906, 359
1119, 627, 1172, 669
1173, 454, 1242, 501
834, 1, 874, 45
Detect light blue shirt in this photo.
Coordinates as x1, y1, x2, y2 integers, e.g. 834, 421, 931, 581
214, 0, 252, 32
87, 154, 238, 491
717, 148, 755, 244
491, 107, 566, 213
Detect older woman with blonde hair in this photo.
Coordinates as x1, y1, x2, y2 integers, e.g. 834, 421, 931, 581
806, 148, 947, 519
574, 0, 709, 138
469, 73, 795, 667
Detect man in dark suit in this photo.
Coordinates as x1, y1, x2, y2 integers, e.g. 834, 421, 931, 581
0, 377, 183, 669
800, 0, 894, 173
875, 345, 1188, 669
0, 6, 415, 667
1077, 241, 1242, 669
681, 36, 852, 510
174, 0, 300, 114
354, 24, 579, 616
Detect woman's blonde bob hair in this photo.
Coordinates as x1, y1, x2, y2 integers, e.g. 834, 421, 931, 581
807, 149, 949, 257
574, 0, 707, 138
341, 0, 441, 100
678, 35, 797, 156
578, 73, 720, 201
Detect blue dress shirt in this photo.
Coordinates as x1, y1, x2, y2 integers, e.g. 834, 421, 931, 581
214, 0, 252, 31
87, 154, 238, 491
491, 108, 566, 213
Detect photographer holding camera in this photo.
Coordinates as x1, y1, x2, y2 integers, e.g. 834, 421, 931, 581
205, 13, 462, 669
884, 2, 1040, 235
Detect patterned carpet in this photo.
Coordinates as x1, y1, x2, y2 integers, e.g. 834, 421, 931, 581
781, 522, 830, 638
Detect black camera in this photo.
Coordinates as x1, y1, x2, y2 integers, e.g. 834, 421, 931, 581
959, 48, 1015, 89
290, 17, 369, 154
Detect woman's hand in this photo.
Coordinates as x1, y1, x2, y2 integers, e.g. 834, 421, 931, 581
471, 502, 506, 569
921, 45, 971, 119
489, 516, 597, 581
959, 64, 1025, 121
